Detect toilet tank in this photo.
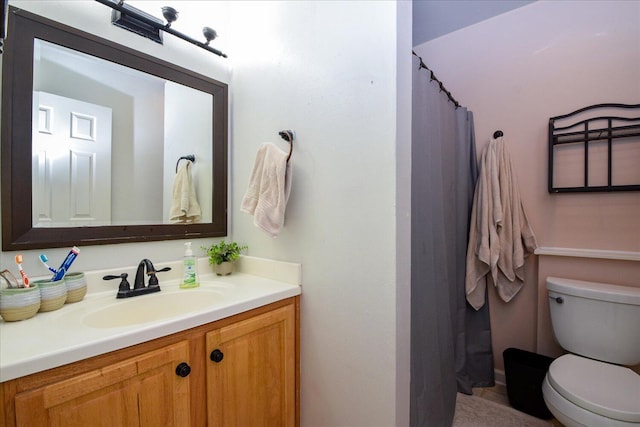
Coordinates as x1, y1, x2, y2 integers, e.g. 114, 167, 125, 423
546, 277, 640, 366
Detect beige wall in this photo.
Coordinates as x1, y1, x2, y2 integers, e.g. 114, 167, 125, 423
415, 1, 640, 371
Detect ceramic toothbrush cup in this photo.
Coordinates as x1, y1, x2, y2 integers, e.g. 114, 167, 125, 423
33, 279, 67, 312
64, 272, 87, 303
0, 284, 41, 321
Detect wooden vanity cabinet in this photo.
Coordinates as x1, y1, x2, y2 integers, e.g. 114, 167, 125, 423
0, 297, 300, 427
206, 303, 296, 427
13, 341, 191, 426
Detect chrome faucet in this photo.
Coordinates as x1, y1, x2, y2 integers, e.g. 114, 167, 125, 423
103, 259, 171, 298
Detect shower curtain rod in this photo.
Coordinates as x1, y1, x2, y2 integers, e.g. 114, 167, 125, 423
412, 51, 461, 109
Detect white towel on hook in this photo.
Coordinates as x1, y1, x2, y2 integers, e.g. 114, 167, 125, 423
241, 143, 292, 237
465, 137, 537, 310
169, 161, 201, 223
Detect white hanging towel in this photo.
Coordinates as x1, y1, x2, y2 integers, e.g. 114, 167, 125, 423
465, 137, 537, 310
241, 143, 292, 237
169, 161, 201, 223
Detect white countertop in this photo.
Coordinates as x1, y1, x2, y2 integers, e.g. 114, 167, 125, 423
0, 256, 301, 382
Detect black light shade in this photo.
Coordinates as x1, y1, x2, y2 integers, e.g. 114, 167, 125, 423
203, 27, 217, 45
161, 6, 178, 27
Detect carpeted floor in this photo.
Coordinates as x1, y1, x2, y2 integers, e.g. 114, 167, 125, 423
453, 386, 555, 427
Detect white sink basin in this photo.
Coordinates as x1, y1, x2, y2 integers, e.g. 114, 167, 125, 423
83, 288, 223, 328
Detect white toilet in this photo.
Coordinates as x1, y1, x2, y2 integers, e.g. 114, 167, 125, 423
542, 277, 640, 427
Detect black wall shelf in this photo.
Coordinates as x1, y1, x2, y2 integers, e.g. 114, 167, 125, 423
548, 104, 640, 193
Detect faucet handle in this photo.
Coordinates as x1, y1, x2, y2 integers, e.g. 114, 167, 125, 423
103, 273, 130, 294
147, 266, 171, 287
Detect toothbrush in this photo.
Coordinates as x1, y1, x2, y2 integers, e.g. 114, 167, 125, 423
51, 246, 80, 281
15, 254, 30, 287
39, 254, 58, 274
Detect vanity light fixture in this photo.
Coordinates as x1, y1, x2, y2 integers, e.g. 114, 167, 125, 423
95, 0, 227, 58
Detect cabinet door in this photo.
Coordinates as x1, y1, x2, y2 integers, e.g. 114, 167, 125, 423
206, 304, 296, 427
14, 341, 191, 426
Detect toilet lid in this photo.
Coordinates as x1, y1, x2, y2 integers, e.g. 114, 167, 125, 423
547, 354, 640, 422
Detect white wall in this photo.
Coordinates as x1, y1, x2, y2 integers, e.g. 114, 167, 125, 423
396, 2, 413, 425
228, 1, 407, 425
414, 0, 640, 370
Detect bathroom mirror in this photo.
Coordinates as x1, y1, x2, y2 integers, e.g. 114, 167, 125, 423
1, 7, 228, 250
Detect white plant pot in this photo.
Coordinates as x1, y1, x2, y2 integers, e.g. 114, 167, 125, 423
212, 261, 234, 276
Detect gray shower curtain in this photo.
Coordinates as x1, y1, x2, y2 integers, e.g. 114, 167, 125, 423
410, 54, 494, 427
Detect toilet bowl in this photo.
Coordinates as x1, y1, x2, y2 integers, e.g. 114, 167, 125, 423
542, 277, 640, 427
543, 354, 640, 426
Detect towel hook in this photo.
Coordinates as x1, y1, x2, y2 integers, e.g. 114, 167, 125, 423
278, 130, 295, 163
493, 130, 504, 138
176, 154, 195, 173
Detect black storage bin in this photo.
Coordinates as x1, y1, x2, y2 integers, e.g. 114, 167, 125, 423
503, 348, 554, 419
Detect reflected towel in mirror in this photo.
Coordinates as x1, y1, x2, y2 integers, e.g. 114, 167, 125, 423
170, 161, 201, 223
241, 143, 292, 237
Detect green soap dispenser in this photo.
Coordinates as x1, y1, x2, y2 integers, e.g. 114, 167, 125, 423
180, 242, 199, 288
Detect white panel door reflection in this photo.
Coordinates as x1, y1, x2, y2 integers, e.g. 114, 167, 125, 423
32, 91, 112, 227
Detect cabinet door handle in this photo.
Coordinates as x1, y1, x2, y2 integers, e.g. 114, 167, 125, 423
175, 362, 191, 377
210, 349, 224, 363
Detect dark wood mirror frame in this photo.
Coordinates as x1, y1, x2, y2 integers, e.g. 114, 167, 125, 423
1, 7, 228, 250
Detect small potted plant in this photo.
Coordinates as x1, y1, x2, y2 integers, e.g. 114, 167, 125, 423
202, 241, 248, 276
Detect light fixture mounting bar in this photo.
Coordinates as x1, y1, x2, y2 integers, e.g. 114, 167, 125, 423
94, 0, 227, 58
